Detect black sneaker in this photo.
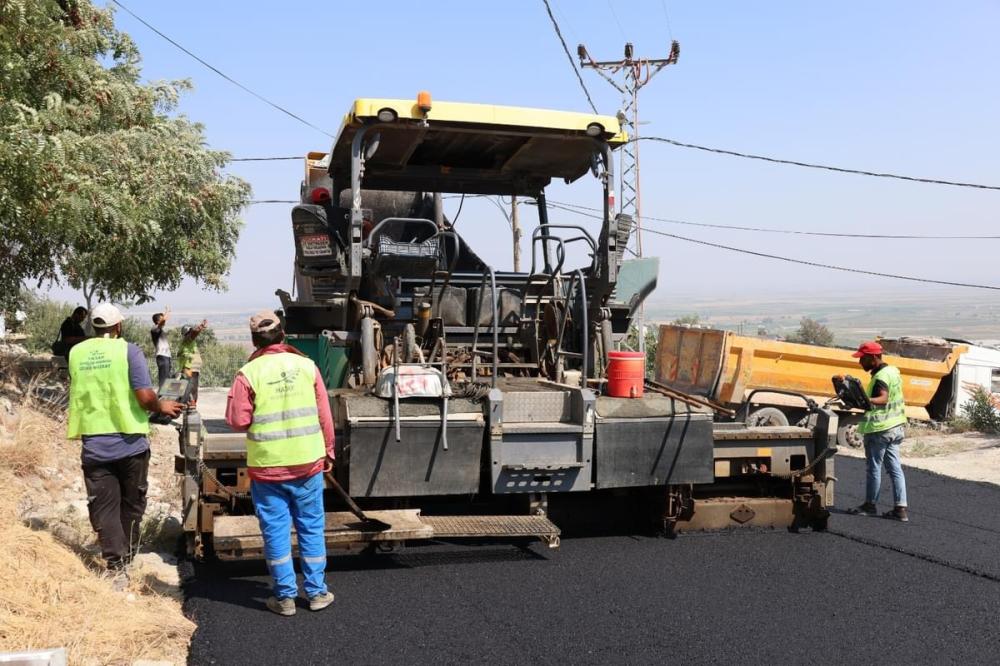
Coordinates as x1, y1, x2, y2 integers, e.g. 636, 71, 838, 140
883, 507, 909, 522
847, 502, 877, 516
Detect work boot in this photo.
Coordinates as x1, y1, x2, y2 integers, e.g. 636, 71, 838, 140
883, 506, 909, 522
308, 591, 335, 612
847, 502, 877, 516
266, 596, 296, 616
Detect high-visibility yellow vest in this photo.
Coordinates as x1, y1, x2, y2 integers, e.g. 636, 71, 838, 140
67, 338, 149, 439
857, 364, 907, 435
240, 352, 325, 468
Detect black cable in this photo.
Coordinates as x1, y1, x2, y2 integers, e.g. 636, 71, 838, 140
110, 1, 335, 139
540, 0, 599, 114
545, 199, 1000, 240
450, 194, 466, 227
535, 201, 1000, 290
635, 136, 1000, 192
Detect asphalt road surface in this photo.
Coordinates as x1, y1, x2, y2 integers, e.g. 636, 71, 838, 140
184, 458, 1000, 665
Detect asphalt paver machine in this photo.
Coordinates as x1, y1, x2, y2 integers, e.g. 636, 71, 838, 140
178, 95, 837, 559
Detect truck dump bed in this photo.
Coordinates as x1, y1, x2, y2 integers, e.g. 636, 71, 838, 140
655, 326, 966, 420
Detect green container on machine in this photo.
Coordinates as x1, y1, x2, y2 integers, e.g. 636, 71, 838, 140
287, 335, 350, 389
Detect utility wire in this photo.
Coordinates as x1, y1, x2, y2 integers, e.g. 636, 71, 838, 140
644, 227, 1000, 291
250, 200, 298, 204
535, 202, 1000, 291
109, 0, 335, 139
540, 0, 599, 114
231, 156, 301, 162
544, 199, 1000, 240
635, 136, 1000, 191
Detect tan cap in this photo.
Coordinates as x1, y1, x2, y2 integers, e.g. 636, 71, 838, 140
249, 310, 281, 333
90, 303, 124, 328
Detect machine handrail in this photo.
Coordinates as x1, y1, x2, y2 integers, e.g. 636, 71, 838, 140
363, 217, 439, 249
470, 266, 500, 387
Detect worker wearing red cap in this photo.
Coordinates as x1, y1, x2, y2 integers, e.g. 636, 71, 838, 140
848, 341, 908, 522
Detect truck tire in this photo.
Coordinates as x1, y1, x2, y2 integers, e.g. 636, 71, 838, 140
747, 407, 789, 427
837, 420, 864, 449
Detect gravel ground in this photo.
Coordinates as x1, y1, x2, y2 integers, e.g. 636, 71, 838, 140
184, 457, 1000, 665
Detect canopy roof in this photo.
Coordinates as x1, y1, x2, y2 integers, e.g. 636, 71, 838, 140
327, 97, 626, 196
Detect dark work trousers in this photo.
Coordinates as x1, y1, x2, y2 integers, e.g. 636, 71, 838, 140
155, 355, 172, 389
82, 449, 150, 566
189, 371, 200, 403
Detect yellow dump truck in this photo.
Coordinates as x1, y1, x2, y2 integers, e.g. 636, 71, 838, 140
655, 325, 966, 447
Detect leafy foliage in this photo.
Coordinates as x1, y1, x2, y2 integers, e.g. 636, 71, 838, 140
671, 314, 700, 326
0, 0, 251, 311
21, 291, 248, 386
20, 292, 78, 354
960, 386, 1000, 434
624, 324, 658, 377
786, 317, 835, 347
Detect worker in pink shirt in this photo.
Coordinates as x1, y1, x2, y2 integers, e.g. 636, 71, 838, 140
226, 310, 335, 616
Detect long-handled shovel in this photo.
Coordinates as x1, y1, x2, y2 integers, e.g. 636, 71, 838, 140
324, 471, 391, 531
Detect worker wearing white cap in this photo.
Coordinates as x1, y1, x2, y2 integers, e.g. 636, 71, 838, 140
226, 310, 336, 616
66, 303, 184, 575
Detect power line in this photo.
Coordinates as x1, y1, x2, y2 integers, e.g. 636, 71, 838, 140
532, 201, 1000, 291
544, 199, 1000, 240
109, 0, 335, 139
249, 200, 298, 204
540, 0, 599, 114
231, 156, 301, 162
606, 0, 627, 40
635, 136, 1000, 192
642, 227, 1000, 291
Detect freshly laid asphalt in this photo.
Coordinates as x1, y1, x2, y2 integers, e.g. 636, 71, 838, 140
184, 457, 1000, 665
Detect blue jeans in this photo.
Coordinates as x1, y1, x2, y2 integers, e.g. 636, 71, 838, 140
863, 425, 907, 507
250, 472, 328, 600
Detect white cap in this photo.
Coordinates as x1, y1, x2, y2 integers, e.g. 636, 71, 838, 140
90, 303, 124, 328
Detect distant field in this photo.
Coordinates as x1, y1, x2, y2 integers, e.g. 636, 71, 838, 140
646, 289, 1000, 347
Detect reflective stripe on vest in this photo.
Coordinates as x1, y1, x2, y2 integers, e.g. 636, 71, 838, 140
240, 353, 325, 468
66, 337, 149, 439
857, 365, 907, 435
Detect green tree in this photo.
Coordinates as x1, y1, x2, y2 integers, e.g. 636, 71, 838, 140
0, 0, 251, 312
624, 324, 658, 377
671, 314, 700, 326
786, 317, 835, 346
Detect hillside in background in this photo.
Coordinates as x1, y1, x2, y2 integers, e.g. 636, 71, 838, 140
646, 288, 1000, 347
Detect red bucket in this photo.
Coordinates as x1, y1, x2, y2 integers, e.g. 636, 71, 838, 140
607, 351, 645, 398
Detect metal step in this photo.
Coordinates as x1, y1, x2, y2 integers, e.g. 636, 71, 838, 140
209, 510, 562, 559
421, 514, 560, 544
212, 509, 432, 559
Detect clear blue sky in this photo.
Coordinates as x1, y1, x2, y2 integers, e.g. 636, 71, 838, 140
44, 1, 1000, 313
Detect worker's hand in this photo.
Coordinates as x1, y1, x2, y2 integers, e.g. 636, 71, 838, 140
323, 457, 335, 473
157, 399, 184, 418
200, 319, 208, 329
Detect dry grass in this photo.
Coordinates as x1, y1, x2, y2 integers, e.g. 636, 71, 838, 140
0, 395, 195, 664
0, 407, 58, 477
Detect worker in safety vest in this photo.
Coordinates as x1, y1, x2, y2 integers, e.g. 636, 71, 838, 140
66, 303, 184, 576
225, 310, 336, 616
847, 341, 909, 522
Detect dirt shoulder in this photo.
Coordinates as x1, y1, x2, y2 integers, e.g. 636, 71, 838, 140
0, 351, 193, 665
837, 426, 1000, 486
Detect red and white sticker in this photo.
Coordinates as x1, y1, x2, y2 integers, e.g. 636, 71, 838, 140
300, 233, 332, 257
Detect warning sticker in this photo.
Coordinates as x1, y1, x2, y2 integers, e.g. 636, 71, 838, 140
301, 233, 332, 257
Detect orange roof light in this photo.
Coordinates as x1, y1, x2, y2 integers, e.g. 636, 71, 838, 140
417, 91, 432, 114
